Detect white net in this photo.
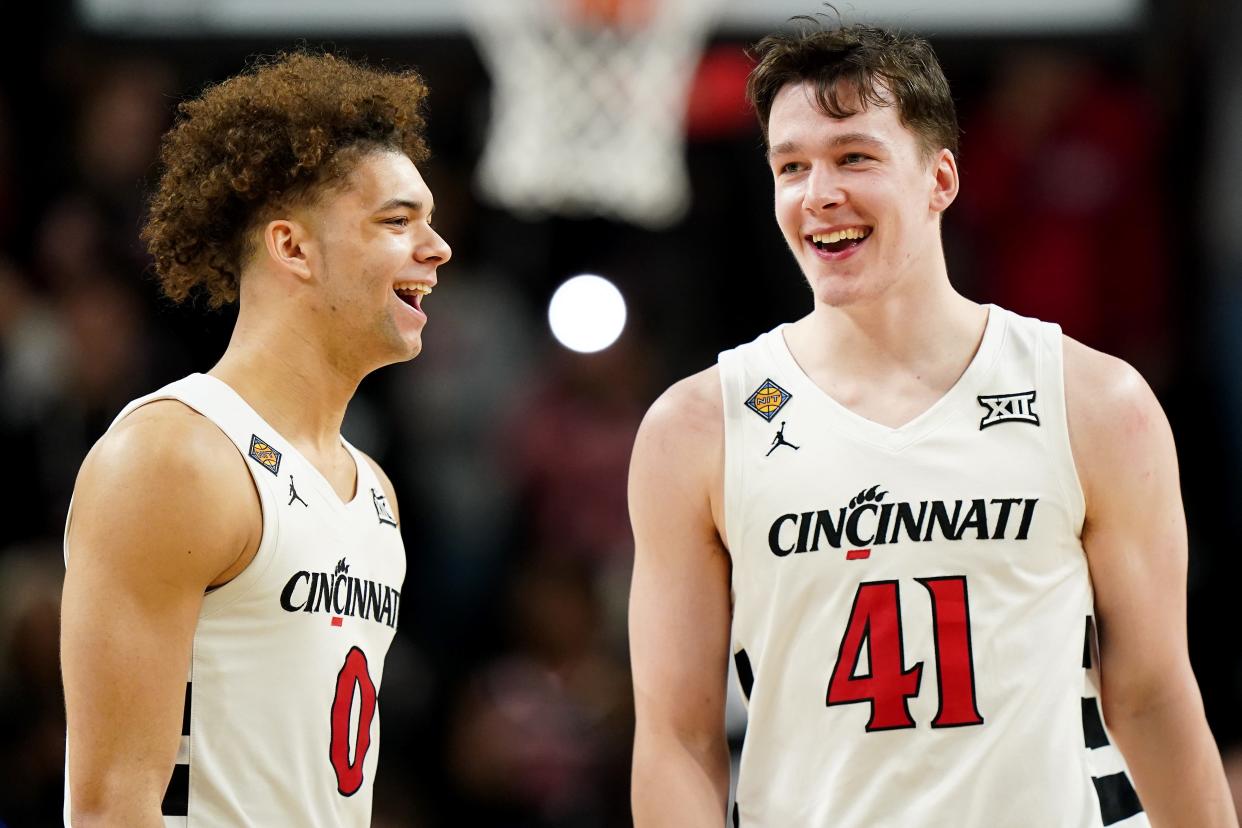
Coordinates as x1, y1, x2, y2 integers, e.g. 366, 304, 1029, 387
465, 0, 722, 229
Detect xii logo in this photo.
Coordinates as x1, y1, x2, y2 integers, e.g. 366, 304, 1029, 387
371, 488, 397, 527
977, 391, 1039, 430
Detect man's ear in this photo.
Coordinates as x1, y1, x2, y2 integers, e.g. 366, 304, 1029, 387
929, 148, 959, 214
262, 218, 313, 282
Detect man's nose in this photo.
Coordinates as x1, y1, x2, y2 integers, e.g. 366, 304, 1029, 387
417, 227, 452, 265
803, 165, 846, 212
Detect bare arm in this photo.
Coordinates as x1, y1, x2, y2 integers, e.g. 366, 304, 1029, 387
629, 369, 733, 827
1066, 338, 1237, 827
61, 402, 260, 826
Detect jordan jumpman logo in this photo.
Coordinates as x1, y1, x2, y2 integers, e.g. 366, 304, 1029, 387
767, 421, 800, 456
288, 475, 308, 507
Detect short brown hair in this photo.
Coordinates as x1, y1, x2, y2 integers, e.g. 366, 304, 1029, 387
142, 51, 431, 308
746, 18, 959, 159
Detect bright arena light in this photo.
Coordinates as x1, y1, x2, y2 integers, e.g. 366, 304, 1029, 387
547, 274, 627, 354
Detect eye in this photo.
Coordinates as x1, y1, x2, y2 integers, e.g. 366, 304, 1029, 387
384, 216, 410, 227
778, 161, 804, 175
842, 153, 871, 165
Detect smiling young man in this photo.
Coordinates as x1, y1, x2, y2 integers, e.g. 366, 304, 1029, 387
60, 52, 450, 825
628, 20, 1237, 827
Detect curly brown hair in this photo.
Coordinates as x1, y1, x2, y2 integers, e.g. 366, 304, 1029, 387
142, 51, 431, 308
746, 18, 959, 160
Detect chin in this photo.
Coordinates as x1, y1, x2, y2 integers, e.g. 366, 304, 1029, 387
382, 314, 424, 362
808, 275, 870, 309
807, 264, 902, 310
398, 338, 423, 361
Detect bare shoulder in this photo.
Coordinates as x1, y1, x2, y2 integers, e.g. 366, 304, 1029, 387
79, 399, 252, 502
78, 399, 248, 499
69, 399, 259, 586
1062, 335, 1176, 505
630, 364, 725, 539
635, 364, 723, 455
357, 449, 399, 522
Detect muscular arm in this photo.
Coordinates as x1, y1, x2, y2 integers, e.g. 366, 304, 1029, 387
61, 402, 260, 826
1066, 338, 1237, 827
629, 369, 733, 827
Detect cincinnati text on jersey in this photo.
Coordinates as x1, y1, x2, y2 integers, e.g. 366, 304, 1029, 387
278, 565, 401, 629
767, 484, 1038, 557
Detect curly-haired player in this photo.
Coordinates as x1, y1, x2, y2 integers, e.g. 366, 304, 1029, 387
61, 52, 450, 825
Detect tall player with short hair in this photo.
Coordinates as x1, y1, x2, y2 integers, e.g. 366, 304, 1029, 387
628, 19, 1236, 827
61, 52, 450, 825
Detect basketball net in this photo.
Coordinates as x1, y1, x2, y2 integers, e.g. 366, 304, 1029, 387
465, 0, 722, 228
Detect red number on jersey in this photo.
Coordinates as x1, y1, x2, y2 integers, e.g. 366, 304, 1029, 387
826, 580, 923, 730
330, 646, 378, 796
919, 576, 984, 728
827, 577, 984, 731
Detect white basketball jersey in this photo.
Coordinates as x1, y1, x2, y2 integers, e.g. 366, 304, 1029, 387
718, 306, 1148, 827
64, 374, 405, 826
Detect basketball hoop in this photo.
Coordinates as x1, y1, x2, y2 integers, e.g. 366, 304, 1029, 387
465, 0, 722, 229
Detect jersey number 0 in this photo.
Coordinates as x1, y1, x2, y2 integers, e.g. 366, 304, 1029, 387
826, 577, 984, 731
330, 646, 378, 796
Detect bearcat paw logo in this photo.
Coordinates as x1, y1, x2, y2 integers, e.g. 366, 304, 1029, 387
848, 485, 887, 509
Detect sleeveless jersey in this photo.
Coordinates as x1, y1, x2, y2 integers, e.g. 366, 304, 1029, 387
64, 373, 406, 827
717, 306, 1147, 827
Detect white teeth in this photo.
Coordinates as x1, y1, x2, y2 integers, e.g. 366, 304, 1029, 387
811, 227, 869, 245
393, 282, 432, 295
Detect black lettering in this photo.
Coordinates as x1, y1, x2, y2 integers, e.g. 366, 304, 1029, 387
809, 508, 846, 551
279, 571, 311, 612
769, 514, 798, 557
925, 500, 964, 541
1016, 499, 1038, 540
363, 581, 381, 621
891, 501, 928, 544
845, 504, 878, 547
380, 587, 393, 626
958, 499, 989, 540
795, 512, 815, 554
391, 590, 400, 629
873, 503, 893, 546
348, 578, 365, 617
333, 575, 348, 614
310, 572, 332, 613
989, 498, 1022, 538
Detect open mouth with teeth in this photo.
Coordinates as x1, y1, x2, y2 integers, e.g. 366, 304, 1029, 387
810, 227, 872, 254
394, 282, 432, 312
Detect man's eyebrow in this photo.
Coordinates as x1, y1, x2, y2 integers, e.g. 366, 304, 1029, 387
375, 198, 426, 213
767, 133, 889, 159
768, 140, 799, 159
828, 132, 888, 150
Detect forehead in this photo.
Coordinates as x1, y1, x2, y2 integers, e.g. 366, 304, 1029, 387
329, 149, 431, 209
767, 81, 916, 154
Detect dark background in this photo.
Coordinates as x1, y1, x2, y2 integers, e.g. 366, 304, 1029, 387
2, 0, 1241, 824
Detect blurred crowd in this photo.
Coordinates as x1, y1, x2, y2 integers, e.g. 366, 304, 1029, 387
3, 0, 1242, 824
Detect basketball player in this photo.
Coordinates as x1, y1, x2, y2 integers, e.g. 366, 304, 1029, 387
60, 52, 450, 825
628, 20, 1237, 827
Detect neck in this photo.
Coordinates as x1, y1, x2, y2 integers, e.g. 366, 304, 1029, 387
209, 302, 361, 455
789, 250, 985, 381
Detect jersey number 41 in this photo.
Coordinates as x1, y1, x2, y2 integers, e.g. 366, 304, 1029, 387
827, 576, 984, 731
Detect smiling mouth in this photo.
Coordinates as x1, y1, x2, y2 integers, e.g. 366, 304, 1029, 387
394, 283, 432, 312
809, 227, 872, 254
